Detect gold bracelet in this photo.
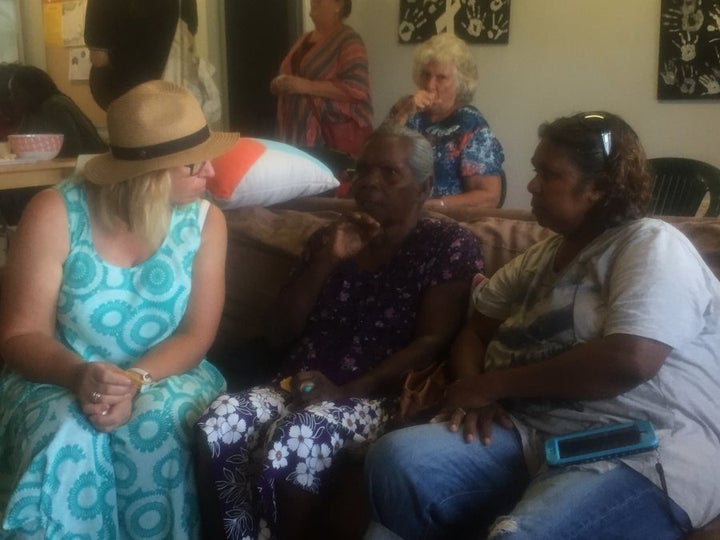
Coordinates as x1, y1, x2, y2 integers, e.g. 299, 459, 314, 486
125, 367, 153, 389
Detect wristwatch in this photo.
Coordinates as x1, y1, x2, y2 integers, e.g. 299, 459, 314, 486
126, 367, 154, 390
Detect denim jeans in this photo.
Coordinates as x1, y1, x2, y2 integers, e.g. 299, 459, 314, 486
364, 422, 690, 540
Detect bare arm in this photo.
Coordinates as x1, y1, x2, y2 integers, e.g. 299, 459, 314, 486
270, 75, 354, 101
383, 91, 435, 127
444, 333, 671, 412
425, 174, 502, 209
89, 49, 110, 67
0, 189, 134, 406
443, 312, 670, 443
447, 311, 502, 380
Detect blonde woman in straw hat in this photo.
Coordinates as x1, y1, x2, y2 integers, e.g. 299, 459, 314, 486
0, 80, 238, 539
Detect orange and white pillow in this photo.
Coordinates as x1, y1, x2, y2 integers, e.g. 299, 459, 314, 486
207, 138, 339, 208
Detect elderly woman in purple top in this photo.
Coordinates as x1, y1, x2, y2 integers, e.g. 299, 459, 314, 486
195, 124, 483, 540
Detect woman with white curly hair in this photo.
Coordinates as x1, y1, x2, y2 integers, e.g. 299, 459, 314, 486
386, 33, 505, 209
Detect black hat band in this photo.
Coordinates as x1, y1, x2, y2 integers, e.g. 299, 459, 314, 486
110, 125, 210, 161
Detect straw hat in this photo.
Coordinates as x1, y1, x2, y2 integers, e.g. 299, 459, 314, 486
84, 80, 238, 185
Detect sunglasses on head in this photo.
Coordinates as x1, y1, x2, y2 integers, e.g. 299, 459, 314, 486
577, 113, 612, 159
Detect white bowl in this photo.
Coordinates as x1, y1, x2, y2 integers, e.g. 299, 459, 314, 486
8, 134, 64, 161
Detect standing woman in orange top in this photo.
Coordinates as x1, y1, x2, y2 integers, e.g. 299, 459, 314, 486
270, 0, 373, 158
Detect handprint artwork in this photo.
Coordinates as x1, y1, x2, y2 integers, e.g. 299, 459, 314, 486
658, 0, 720, 99
398, 0, 511, 44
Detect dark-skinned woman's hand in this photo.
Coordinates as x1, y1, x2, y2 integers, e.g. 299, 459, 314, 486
292, 370, 345, 405
320, 212, 381, 262
442, 372, 500, 412
432, 402, 513, 445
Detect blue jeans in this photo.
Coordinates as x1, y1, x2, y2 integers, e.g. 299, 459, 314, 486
364, 423, 690, 540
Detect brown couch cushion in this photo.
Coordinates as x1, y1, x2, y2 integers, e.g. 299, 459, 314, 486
216, 208, 334, 351
457, 215, 554, 276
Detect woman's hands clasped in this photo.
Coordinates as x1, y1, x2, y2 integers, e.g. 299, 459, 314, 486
270, 74, 310, 96
74, 362, 137, 432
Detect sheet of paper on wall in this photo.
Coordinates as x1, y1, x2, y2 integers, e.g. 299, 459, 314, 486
61, 0, 85, 47
43, 2, 63, 47
68, 47, 91, 81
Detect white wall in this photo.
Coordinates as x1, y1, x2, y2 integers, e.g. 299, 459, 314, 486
17, 1, 720, 209
345, 0, 720, 209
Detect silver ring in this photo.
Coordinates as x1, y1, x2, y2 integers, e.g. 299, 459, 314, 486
91, 391, 102, 403
456, 408, 467, 416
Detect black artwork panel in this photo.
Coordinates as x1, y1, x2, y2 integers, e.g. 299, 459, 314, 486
658, 0, 720, 100
398, 0, 511, 44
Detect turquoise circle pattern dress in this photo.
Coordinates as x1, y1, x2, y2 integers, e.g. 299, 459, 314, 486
0, 180, 226, 539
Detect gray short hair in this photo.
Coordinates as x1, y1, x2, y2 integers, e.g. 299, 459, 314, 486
412, 33, 478, 105
363, 124, 434, 185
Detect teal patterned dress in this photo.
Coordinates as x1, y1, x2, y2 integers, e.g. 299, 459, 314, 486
0, 180, 226, 539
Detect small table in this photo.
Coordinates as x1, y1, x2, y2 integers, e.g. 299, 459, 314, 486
0, 158, 77, 190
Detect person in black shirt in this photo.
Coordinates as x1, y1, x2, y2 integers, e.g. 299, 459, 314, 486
84, 0, 197, 109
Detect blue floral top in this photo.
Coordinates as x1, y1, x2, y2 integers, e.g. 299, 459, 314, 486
407, 105, 505, 197
284, 218, 483, 386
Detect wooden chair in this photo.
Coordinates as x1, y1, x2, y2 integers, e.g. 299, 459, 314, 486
648, 158, 720, 217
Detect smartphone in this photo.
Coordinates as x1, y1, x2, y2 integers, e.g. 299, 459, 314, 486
545, 420, 659, 467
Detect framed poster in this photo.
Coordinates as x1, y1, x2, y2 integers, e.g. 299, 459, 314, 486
658, 0, 720, 100
398, 0, 511, 44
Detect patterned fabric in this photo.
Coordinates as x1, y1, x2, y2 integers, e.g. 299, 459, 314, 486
276, 24, 373, 150
472, 218, 720, 527
0, 180, 226, 539
199, 387, 389, 540
284, 219, 484, 385
406, 105, 505, 197
196, 218, 483, 539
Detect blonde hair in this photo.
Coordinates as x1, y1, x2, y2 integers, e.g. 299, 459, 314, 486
86, 170, 172, 249
412, 33, 478, 105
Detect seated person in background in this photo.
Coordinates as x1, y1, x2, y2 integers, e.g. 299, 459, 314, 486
9, 65, 107, 157
364, 112, 720, 539
0, 81, 238, 539
0, 65, 108, 225
385, 33, 504, 209
195, 125, 483, 540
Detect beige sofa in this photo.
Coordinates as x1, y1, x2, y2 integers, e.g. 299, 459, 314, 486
211, 197, 720, 538
215, 197, 720, 350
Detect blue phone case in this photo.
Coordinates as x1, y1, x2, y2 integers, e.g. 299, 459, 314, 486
545, 420, 659, 467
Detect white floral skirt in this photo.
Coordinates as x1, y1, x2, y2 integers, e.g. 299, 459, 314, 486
196, 384, 391, 540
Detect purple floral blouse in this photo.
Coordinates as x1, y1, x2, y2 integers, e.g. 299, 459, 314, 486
284, 218, 483, 386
